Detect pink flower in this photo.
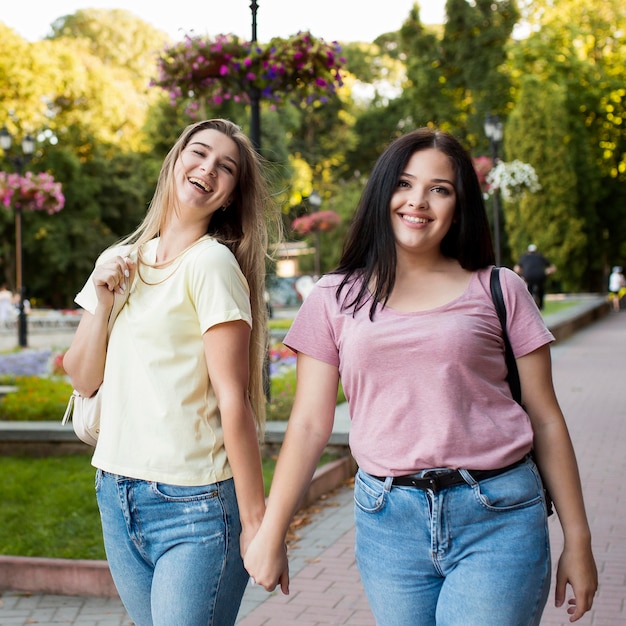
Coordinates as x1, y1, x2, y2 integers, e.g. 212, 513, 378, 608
154, 31, 345, 109
0, 171, 65, 214
473, 156, 494, 190
292, 210, 341, 235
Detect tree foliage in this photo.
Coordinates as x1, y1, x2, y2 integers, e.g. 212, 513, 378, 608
1, 0, 626, 305
504, 76, 586, 289
507, 0, 626, 288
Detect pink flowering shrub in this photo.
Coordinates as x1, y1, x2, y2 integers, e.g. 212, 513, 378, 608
153, 31, 345, 110
0, 171, 65, 214
472, 156, 494, 193
292, 210, 341, 235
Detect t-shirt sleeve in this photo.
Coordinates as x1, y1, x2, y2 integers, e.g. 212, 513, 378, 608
189, 244, 252, 334
499, 267, 554, 357
283, 277, 340, 367
74, 245, 132, 314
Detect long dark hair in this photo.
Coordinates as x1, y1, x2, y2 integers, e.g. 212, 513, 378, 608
334, 128, 494, 319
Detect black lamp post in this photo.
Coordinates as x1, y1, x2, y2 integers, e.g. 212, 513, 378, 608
0, 126, 35, 348
484, 114, 504, 266
308, 191, 322, 277
249, 1, 269, 401
249, 1, 261, 152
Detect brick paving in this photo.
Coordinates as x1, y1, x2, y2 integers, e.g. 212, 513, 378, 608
1, 307, 624, 625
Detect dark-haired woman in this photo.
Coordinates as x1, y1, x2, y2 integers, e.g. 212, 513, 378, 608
244, 128, 597, 625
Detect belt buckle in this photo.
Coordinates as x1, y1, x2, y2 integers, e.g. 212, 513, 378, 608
420, 471, 445, 493
427, 476, 441, 493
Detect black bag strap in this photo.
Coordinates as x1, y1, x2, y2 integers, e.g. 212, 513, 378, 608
489, 268, 554, 515
490, 267, 522, 405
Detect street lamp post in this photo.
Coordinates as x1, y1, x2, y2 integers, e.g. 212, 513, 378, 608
0, 126, 35, 348
249, 1, 261, 151
308, 191, 322, 277
484, 114, 504, 266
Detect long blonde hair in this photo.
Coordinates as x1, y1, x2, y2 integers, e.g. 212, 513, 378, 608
120, 119, 281, 437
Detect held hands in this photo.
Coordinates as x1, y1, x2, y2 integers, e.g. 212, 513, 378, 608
244, 529, 290, 595
555, 543, 598, 622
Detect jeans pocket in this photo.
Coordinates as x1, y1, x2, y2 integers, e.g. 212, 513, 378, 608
473, 464, 543, 512
354, 470, 388, 514
151, 482, 219, 502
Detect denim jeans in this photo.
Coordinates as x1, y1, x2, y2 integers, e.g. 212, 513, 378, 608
354, 457, 551, 626
95, 470, 249, 626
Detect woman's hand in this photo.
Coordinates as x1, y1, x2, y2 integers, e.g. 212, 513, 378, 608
517, 346, 598, 621
92, 255, 133, 308
244, 529, 290, 595
555, 542, 598, 622
63, 253, 134, 394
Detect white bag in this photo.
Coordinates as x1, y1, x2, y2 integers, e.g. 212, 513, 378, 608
61, 277, 129, 446
61, 388, 103, 446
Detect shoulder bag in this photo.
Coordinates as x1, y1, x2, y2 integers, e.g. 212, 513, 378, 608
61, 278, 129, 446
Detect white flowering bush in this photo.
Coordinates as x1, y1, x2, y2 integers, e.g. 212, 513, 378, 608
486, 159, 541, 201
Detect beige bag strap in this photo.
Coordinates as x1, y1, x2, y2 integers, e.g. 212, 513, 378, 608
107, 272, 130, 337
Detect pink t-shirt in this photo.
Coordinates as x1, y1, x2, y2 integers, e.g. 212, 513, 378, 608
284, 266, 554, 476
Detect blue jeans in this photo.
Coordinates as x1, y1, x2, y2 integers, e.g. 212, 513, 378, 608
95, 470, 249, 626
354, 457, 551, 626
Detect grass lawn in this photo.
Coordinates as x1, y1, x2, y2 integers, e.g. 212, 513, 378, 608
542, 298, 581, 316
0, 452, 338, 560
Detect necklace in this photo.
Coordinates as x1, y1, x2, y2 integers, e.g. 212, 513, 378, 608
137, 235, 211, 286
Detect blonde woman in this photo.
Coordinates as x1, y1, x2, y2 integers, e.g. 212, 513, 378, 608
64, 119, 279, 626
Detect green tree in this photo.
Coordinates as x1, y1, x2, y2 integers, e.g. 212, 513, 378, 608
504, 76, 586, 290
507, 0, 626, 288
49, 8, 169, 95
395, 1, 518, 146
442, 0, 518, 144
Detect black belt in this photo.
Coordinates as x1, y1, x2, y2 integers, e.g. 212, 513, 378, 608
372, 457, 526, 493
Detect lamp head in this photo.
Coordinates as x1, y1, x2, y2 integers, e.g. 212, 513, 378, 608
0, 127, 11, 151
308, 191, 322, 210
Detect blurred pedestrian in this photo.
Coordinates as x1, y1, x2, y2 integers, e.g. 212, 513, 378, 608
608, 265, 626, 312
514, 244, 556, 309
0, 284, 14, 322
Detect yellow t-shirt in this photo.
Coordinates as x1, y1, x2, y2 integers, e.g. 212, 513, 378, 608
75, 236, 252, 485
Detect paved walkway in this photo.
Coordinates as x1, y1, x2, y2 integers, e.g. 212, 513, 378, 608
1, 306, 625, 625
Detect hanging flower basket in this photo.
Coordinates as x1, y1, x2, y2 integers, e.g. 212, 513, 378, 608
485, 160, 541, 202
0, 171, 65, 214
153, 31, 345, 108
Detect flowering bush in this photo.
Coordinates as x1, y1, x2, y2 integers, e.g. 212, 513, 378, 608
52, 352, 66, 376
472, 156, 494, 189
0, 171, 65, 214
153, 31, 345, 109
269, 345, 296, 377
0, 374, 72, 421
292, 210, 341, 235
485, 159, 541, 202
